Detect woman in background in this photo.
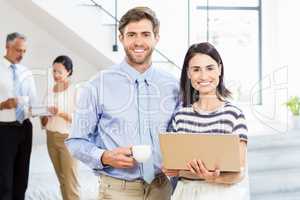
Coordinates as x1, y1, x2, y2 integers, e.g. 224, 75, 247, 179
41, 55, 79, 200
164, 42, 250, 200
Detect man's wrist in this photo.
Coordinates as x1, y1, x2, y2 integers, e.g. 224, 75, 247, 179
101, 150, 110, 166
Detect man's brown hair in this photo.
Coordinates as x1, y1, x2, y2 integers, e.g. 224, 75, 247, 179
119, 7, 160, 36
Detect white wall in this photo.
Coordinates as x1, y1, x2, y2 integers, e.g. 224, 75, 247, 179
29, 0, 187, 69
0, 0, 101, 144
251, 0, 300, 134
278, 0, 300, 96
30, 0, 124, 64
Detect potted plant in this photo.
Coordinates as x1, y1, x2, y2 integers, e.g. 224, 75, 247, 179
285, 96, 300, 129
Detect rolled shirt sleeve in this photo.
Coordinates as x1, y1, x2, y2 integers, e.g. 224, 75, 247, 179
65, 81, 106, 170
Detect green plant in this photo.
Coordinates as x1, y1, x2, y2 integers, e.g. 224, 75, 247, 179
285, 96, 300, 116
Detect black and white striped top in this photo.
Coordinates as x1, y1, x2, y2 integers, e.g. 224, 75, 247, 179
168, 102, 248, 142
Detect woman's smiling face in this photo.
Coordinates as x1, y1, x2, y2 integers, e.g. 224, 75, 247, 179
187, 53, 221, 96
52, 63, 70, 83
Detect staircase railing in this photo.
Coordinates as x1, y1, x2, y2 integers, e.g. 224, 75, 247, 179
81, 0, 180, 70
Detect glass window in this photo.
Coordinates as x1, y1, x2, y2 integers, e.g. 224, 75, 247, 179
197, 0, 259, 7
190, 0, 261, 103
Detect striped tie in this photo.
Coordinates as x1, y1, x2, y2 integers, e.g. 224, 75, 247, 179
136, 78, 155, 184
10, 64, 25, 123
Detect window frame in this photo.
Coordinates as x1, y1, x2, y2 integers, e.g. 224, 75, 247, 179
188, 0, 262, 104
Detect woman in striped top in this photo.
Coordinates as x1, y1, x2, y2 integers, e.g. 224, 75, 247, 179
164, 42, 250, 200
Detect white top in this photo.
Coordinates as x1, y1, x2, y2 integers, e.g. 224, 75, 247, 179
0, 57, 37, 122
45, 84, 75, 134
0, 57, 15, 121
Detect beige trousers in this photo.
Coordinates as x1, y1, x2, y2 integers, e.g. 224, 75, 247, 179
46, 131, 80, 200
98, 173, 172, 200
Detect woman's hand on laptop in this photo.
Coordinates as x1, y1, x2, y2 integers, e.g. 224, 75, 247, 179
187, 159, 220, 181
162, 166, 179, 177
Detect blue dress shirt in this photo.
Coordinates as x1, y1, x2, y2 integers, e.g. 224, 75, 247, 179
66, 61, 180, 181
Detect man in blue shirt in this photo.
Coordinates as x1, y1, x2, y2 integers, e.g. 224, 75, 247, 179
0, 32, 37, 200
66, 7, 179, 200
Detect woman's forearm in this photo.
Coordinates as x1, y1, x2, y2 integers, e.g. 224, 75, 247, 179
57, 112, 72, 123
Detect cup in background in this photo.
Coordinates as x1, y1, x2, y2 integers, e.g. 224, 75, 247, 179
17, 96, 29, 107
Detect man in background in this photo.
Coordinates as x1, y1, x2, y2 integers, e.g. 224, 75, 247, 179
0, 32, 37, 200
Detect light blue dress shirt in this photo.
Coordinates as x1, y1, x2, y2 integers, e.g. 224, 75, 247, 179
66, 61, 180, 181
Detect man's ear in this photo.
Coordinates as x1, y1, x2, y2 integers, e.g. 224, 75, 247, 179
5, 43, 9, 50
155, 33, 160, 43
119, 33, 124, 43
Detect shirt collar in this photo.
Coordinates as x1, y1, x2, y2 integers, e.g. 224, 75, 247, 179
120, 60, 154, 84
2, 56, 13, 69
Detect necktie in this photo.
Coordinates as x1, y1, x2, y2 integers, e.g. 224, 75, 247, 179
136, 78, 155, 184
11, 64, 25, 123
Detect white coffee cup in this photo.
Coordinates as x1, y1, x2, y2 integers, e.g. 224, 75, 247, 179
132, 145, 151, 163
17, 96, 29, 106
